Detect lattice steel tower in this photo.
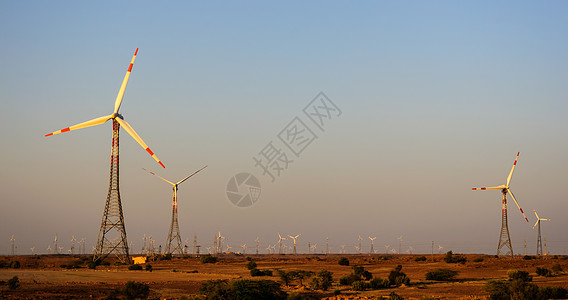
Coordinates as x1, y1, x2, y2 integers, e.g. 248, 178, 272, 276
497, 190, 513, 257
94, 120, 130, 262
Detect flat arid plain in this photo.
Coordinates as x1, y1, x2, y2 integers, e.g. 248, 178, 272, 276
2, 253, 568, 299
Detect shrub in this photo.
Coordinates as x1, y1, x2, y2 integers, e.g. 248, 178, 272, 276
425, 269, 459, 281
473, 257, 484, 262
388, 265, 410, 286
414, 256, 427, 262
388, 291, 404, 300
370, 277, 390, 289
309, 269, 333, 291
334, 289, 341, 295
552, 264, 563, 274
536, 267, 553, 277
159, 253, 173, 260
145, 264, 152, 272
121, 281, 150, 300
508, 270, 532, 282
276, 269, 292, 286
246, 261, 257, 270
353, 265, 372, 280
352, 280, 370, 291
444, 251, 466, 264
9, 261, 20, 269
87, 261, 97, 269
7, 276, 19, 290
539, 286, 568, 299
250, 268, 273, 277
339, 274, 360, 286
338, 257, 350, 266
128, 264, 143, 270
200, 254, 217, 264
200, 279, 286, 300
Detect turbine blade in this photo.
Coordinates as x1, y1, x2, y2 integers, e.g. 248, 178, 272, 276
45, 115, 113, 137
472, 186, 502, 190
532, 220, 538, 230
114, 48, 138, 114
142, 168, 174, 185
506, 152, 520, 186
115, 118, 165, 168
533, 209, 539, 220
178, 165, 208, 185
508, 189, 528, 222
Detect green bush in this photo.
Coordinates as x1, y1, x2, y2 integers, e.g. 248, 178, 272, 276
199, 279, 286, 300
443, 251, 466, 264
536, 267, 553, 277
352, 280, 371, 291
121, 281, 150, 300
7, 276, 19, 290
338, 257, 350, 266
425, 269, 459, 281
353, 265, 372, 280
9, 261, 20, 269
369, 277, 390, 289
246, 261, 257, 270
145, 264, 152, 272
200, 254, 217, 264
128, 264, 143, 270
309, 269, 333, 291
250, 268, 273, 277
388, 265, 410, 286
339, 274, 361, 286
508, 270, 532, 282
414, 256, 427, 262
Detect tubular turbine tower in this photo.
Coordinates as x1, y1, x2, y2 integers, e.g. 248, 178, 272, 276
45, 49, 164, 263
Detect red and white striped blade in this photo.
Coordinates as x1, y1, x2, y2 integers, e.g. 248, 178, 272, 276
115, 118, 165, 168
177, 165, 208, 185
114, 48, 138, 114
506, 152, 520, 186
45, 114, 113, 137
507, 189, 529, 222
142, 168, 174, 185
472, 186, 502, 190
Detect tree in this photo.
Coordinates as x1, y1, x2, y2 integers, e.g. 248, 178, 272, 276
309, 269, 333, 291
338, 257, 350, 266
388, 265, 410, 286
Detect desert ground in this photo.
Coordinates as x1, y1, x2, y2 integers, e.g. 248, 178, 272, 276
1, 253, 568, 299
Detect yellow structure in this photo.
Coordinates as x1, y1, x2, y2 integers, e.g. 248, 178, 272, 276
132, 256, 147, 264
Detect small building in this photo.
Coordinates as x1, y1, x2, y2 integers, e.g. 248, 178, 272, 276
132, 256, 147, 264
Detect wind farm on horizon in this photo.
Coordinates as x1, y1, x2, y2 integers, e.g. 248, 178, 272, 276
29, 49, 557, 262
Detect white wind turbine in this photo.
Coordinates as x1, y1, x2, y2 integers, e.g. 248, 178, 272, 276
384, 245, 390, 254
472, 152, 529, 257
533, 209, 551, 256
288, 234, 301, 255
143, 165, 207, 255
397, 235, 403, 254
438, 245, 443, 254
47, 245, 52, 254
30, 247, 35, 255
369, 236, 377, 254
277, 233, 286, 254
358, 235, 363, 254
45, 49, 165, 262
241, 244, 247, 254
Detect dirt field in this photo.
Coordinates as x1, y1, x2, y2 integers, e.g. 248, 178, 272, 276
1, 253, 568, 299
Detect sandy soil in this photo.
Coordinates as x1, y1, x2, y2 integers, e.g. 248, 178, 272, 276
1, 253, 568, 299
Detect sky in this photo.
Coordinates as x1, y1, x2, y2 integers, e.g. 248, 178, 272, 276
1, 1, 567, 256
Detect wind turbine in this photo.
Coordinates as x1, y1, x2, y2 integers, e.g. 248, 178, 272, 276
143, 165, 207, 255
277, 233, 286, 254
241, 244, 247, 254
47, 245, 52, 254
384, 245, 390, 254
369, 236, 376, 254
472, 152, 529, 257
397, 236, 403, 254
255, 237, 260, 255
10, 235, 15, 256
532, 209, 551, 256
70, 236, 76, 255
288, 234, 301, 255
358, 235, 363, 254
45, 49, 164, 263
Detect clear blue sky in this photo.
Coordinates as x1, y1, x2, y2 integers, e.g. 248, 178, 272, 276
1, 1, 567, 255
